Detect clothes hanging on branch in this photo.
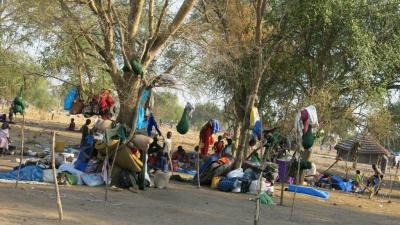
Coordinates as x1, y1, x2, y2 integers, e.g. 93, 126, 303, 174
64, 88, 78, 111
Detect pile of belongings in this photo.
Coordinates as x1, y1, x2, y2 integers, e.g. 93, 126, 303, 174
64, 87, 116, 120
0, 153, 79, 184
86, 121, 152, 190
315, 173, 353, 192
194, 155, 277, 197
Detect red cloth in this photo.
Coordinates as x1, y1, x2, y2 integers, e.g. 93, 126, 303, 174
99, 91, 115, 111
213, 141, 224, 156
200, 123, 213, 157
172, 151, 189, 162
300, 109, 309, 133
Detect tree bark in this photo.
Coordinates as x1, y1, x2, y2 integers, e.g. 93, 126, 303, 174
232, 119, 241, 157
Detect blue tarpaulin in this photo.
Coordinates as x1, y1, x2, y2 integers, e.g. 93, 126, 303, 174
0, 165, 44, 182
136, 89, 150, 129
330, 175, 353, 192
64, 88, 78, 111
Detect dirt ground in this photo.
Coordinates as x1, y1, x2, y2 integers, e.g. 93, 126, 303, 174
0, 109, 399, 225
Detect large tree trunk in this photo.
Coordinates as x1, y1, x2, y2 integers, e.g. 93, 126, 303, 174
234, 0, 267, 169
232, 119, 241, 157
115, 73, 142, 131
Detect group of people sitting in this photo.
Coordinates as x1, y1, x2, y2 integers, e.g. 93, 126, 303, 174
352, 164, 384, 193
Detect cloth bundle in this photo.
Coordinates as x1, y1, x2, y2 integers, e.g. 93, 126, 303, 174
176, 102, 195, 135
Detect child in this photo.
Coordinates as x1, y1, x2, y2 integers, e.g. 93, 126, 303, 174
67, 118, 76, 131
157, 131, 173, 172
222, 138, 233, 157
353, 170, 362, 192
213, 135, 224, 157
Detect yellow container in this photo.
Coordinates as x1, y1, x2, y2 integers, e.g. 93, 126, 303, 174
55, 141, 65, 152
211, 176, 221, 189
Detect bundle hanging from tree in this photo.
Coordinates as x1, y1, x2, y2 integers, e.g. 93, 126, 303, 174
122, 58, 144, 77
176, 103, 195, 134
13, 86, 26, 115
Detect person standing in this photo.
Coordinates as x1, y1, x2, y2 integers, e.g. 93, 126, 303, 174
80, 119, 92, 146
199, 121, 213, 158
158, 131, 173, 172
75, 119, 93, 172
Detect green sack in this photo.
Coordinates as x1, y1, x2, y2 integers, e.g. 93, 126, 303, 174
122, 58, 144, 76
251, 153, 261, 164
58, 172, 78, 185
250, 192, 275, 205
300, 160, 312, 170
259, 192, 275, 205
302, 125, 314, 149
66, 173, 78, 185
176, 110, 190, 134
13, 96, 26, 115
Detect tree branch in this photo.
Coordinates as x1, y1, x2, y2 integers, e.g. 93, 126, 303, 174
128, 0, 145, 42
143, 0, 198, 66
148, 0, 155, 37
112, 6, 132, 73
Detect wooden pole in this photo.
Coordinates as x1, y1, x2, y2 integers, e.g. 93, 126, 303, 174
104, 146, 109, 201
110, 141, 121, 176
196, 148, 200, 188
51, 132, 63, 220
290, 131, 303, 219
167, 152, 174, 176
15, 114, 25, 188
388, 164, 399, 202
280, 182, 284, 206
253, 116, 268, 225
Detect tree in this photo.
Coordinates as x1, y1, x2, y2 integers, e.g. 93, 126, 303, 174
191, 102, 224, 129
51, 0, 199, 139
152, 92, 183, 123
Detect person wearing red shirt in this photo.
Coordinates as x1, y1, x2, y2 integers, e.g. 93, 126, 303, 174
213, 135, 225, 157
199, 121, 213, 158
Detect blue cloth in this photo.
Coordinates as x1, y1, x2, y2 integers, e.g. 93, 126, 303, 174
0, 165, 43, 182
199, 155, 219, 174
156, 155, 169, 172
136, 89, 150, 129
288, 184, 329, 199
330, 175, 353, 192
75, 145, 93, 172
243, 168, 258, 181
176, 168, 197, 175
217, 177, 239, 192
147, 113, 161, 136
211, 119, 221, 133
252, 120, 262, 137
64, 88, 78, 111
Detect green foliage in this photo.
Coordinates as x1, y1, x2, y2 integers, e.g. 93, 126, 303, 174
25, 78, 57, 110
191, 102, 224, 129
152, 92, 183, 123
